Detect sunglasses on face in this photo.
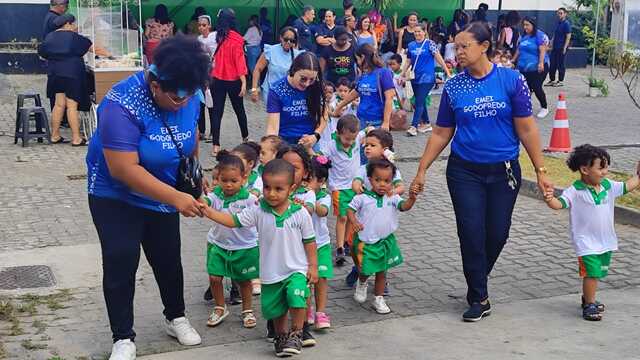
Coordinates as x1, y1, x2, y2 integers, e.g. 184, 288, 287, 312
297, 75, 316, 86
282, 38, 296, 44
164, 91, 193, 106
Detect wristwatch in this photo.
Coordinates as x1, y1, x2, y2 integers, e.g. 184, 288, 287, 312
536, 166, 548, 175
313, 132, 321, 141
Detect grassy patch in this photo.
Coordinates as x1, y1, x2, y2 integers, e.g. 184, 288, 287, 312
32, 320, 47, 335
519, 153, 640, 209
20, 339, 47, 351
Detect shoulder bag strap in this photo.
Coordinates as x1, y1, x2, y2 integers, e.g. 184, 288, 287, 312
159, 113, 185, 158
411, 40, 428, 72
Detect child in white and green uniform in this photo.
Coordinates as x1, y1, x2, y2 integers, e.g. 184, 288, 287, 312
201, 153, 260, 329
308, 155, 334, 329
544, 145, 640, 321
201, 159, 318, 357
231, 142, 263, 197
347, 159, 418, 314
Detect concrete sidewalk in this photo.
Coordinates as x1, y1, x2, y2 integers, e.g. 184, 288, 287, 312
141, 287, 640, 360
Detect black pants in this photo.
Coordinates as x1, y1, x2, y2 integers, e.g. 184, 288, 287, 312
89, 196, 185, 342
210, 78, 249, 146
198, 102, 214, 136
446, 154, 521, 304
549, 49, 566, 82
522, 64, 549, 109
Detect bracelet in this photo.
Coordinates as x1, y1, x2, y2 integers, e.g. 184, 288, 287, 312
313, 132, 321, 141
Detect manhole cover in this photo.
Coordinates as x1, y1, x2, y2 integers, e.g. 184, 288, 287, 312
0, 265, 56, 290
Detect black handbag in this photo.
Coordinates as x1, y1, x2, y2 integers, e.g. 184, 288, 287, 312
160, 114, 203, 199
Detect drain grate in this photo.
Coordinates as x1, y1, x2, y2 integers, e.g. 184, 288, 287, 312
0, 265, 56, 290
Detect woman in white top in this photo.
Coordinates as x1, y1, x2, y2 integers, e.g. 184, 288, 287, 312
197, 15, 217, 140
244, 15, 263, 76
250, 26, 304, 104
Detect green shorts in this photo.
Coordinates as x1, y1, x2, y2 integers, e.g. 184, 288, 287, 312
579, 252, 612, 279
260, 273, 310, 320
317, 243, 334, 279
353, 233, 403, 276
332, 189, 356, 217
206, 243, 259, 282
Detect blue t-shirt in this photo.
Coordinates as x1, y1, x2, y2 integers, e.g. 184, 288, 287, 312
517, 30, 550, 72
356, 67, 395, 126
407, 40, 439, 84
553, 19, 572, 49
86, 71, 199, 212
266, 76, 315, 139
436, 65, 533, 163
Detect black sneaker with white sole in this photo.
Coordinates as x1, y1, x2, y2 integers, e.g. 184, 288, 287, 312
462, 302, 491, 322
274, 334, 292, 357
301, 322, 316, 347
283, 331, 302, 355
266, 319, 276, 342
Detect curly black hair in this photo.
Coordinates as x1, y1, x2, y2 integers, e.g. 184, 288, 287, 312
276, 144, 312, 181
311, 156, 332, 182
366, 158, 397, 178
150, 34, 211, 95
566, 144, 611, 172
215, 150, 245, 174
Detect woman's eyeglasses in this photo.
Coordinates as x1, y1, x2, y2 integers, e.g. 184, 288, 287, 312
297, 75, 316, 86
282, 38, 296, 44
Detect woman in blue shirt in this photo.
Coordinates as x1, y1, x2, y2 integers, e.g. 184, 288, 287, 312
411, 22, 553, 322
402, 24, 451, 136
332, 43, 395, 131
86, 36, 208, 359
513, 17, 550, 119
265, 51, 326, 147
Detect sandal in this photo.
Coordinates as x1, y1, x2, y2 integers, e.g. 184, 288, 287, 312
51, 137, 69, 144
241, 309, 257, 328
71, 139, 87, 147
581, 296, 605, 313
211, 145, 220, 157
207, 305, 229, 327
582, 303, 602, 321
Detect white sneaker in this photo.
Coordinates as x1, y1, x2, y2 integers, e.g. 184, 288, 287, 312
109, 339, 136, 360
371, 296, 391, 314
406, 126, 418, 137
164, 317, 202, 346
536, 108, 549, 119
354, 279, 368, 303
417, 123, 432, 133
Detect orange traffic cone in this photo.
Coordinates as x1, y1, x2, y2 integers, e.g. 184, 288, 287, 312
545, 92, 572, 152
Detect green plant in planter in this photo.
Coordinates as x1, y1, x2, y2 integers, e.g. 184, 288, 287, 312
586, 76, 609, 96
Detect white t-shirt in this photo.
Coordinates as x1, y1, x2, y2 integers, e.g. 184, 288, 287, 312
292, 186, 316, 212
559, 179, 626, 257
234, 200, 315, 284
444, 43, 456, 63
244, 26, 262, 47
205, 187, 259, 250
320, 131, 366, 191
354, 164, 403, 191
198, 31, 218, 58
247, 169, 263, 196
348, 192, 404, 244
312, 190, 331, 247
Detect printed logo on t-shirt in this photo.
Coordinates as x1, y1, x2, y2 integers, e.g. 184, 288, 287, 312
148, 125, 193, 150
462, 95, 507, 119
241, 266, 257, 274
283, 99, 309, 118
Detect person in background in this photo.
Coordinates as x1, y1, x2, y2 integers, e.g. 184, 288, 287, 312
43, 0, 68, 39
184, 6, 207, 35
498, 10, 520, 57
495, 14, 506, 42
320, 26, 357, 85
447, 9, 468, 37
144, 4, 175, 64
356, 15, 378, 50
210, 8, 249, 156
546, 7, 572, 87
431, 16, 446, 38
259, 7, 274, 46
197, 14, 216, 140
336, 0, 356, 26
411, 21, 552, 323
251, 26, 304, 104
293, 5, 317, 52
38, 14, 92, 146
315, 9, 337, 56
402, 24, 451, 136
513, 17, 550, 119
244, 15, 263, 77
397, 11, 419, 54
343, 15, 358, 46
472, 3, 489, 21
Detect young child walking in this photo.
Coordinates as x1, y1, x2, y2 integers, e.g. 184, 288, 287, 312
308, 155, 334, 329
543, 144, 639, 321
321, 78, 357, 150
347, 159, 418, 314
201, 159, 318, 357
346, 129, 404, 289
232, 142, 263, 197
319, 114, 366, 267
201, 152, 260, 328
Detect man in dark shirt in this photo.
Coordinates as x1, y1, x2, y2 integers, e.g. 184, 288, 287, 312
547, 7, 572, 87
259, 7, 274, 46
336, 0, 355, 26
315, 9, 337, 55
42, 0, 69, 39
293, 5, 316, 52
